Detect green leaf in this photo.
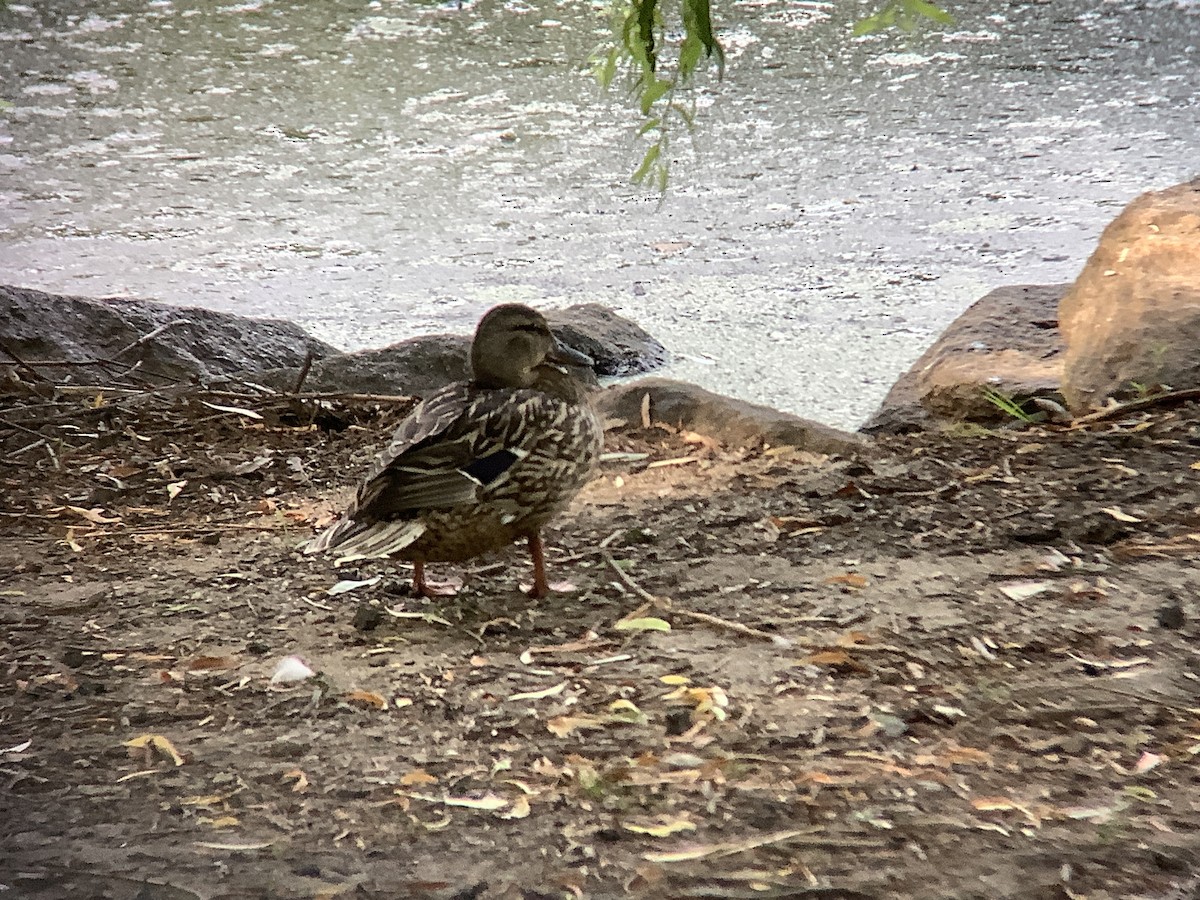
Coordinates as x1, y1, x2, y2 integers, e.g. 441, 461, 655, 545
636, 117, 662, 136
906, 0, 954, 25
669, 102, 696, 129
678, 34, 703, 80
594, 46, 620, 89
631, 143, 661, 184
682, 0, 724, 76
639, 77, 672, 116
636, 0, 657, 72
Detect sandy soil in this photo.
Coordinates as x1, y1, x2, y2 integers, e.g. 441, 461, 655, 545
2, 383, 1199, 900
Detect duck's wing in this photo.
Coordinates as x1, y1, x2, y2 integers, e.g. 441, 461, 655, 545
306, 384, 546, 555
352, 383, 530, 517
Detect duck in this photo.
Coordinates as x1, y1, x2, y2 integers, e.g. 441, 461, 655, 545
304, 303, 604, 598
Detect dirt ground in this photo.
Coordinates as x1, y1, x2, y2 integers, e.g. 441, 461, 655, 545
2, 380, 1200, 900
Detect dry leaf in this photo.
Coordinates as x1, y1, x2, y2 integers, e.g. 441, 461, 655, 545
1101, 506, 1142, 523
998, 581, 1053, 601
625, 818, 696, 838
646, 456, 698, 469
200, 400, 264, 420
283, 768, 310, 793
326, 575, 383, 596
971, 796, 1040, 827
411, 793, 508, 811
181, 794, 229, 806
65, 505, 122, 525
507, 681, 568, 702
123, 733, 185, 767
1133, 751, 1165, 774
643, 828, 816, 863
825, 573, 868, 589
399, 769, 439, 787
186, 655, 240, 672
547, 714, 609, 737
345, 689, 387, 710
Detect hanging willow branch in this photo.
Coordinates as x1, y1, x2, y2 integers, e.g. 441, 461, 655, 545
593, 0, 952, 191
593, 0, 725, 191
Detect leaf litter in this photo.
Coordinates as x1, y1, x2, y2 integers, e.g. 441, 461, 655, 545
3, 383, 1200, 898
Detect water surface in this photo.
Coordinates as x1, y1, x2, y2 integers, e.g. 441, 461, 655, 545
1, 0, 1197, 427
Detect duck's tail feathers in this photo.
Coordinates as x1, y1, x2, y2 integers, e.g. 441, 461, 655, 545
303, 519, 427, 564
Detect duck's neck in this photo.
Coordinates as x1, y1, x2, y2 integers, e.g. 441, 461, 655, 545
529, 364, 594, 405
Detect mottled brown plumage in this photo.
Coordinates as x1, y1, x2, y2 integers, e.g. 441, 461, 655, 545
304, 304, 603, 597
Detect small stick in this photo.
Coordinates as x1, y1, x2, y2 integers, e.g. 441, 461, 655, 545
671, 607, 792, 647
291, 350, 315, 394
602, 550, 663, 606
0, 339, 50, 383
602, 551, 791, 646
1070, 387, 1200, 426
113, 319, 191, 358
0, 416, 47, 439
5, 437, 47, 459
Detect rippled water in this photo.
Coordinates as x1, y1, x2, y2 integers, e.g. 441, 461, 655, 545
1, 0, 1197, 428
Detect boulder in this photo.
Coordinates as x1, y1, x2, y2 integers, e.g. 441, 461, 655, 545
0, 285, 337, 387
863, 285, 1068, 433
598, 377, 867, 455
1059, 177, 1200, 412
258, 335, 472, 397
543, 303, 668, 377
262, 303, 664, 397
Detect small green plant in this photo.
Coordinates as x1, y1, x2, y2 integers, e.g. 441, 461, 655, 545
1126, 380, 1170, 399
982, 388, 1036, 423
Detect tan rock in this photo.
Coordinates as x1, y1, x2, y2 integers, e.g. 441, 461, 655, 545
1059, 177, 1200, 412
864, 284, 1067, 433
597, 377, 867, 455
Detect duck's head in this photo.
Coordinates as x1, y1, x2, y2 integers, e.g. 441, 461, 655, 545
471, 304, 593, 390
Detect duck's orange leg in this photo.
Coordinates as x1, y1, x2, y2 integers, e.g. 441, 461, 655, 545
411, 560, 460, 597
526, 532, 550, 599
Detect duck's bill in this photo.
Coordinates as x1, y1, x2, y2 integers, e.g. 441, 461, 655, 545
547, 337, 594, 369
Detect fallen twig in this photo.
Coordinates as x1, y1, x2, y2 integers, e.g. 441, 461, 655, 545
113, 319, 192, 358
291, 351, 315, 394
602, 551, 791, 646
1070, 387, 1200, 426
0, 340, 51, 383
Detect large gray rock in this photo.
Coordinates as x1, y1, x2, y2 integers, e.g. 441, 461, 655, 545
598, 377, 867, 455
864, 285, 1067, 432
0, 285, 337, 387
1059, 177, 1200, 412
258, 334, 472, 397
864, 284, 1068, 433
262, 303, 665, 397
543, 303, 668, 377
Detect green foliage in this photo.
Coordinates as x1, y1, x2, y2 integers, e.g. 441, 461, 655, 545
594, 0, 952, 189
592, 0, 725, 190
982, 388, 1036, 423
853, 0, 954, 36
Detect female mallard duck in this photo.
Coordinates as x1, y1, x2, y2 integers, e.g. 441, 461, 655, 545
305, 303, 604, 598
